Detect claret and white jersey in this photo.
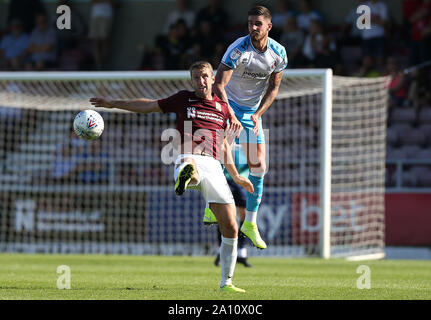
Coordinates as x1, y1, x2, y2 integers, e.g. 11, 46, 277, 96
221, 35, 288, 110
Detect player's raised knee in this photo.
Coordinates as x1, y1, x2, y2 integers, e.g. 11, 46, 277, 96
220, 220, 238, 238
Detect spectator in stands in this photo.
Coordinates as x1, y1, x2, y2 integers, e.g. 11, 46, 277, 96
191, 19, 220, 60
402, 0, 424, 45
271, 0, 296, 41
355, 55, 382, 78
163, 0, 195, 34
312, 34, 343, 74
0, 106, 23, 161
407, 69, 422, 108
176, 16, 205, 69
50, 131, 109, 185
209, 41, 227, 70
140, 46, 165, 70
407, 66, 431, 109
77, 139, 110, 185
279, 16, 304, 68
386, 56, 408, 107
407, 0, 431, 66
195, 0, 229, 36
7, 0, 46, 34
88, 0, 115, 70
175, 18, 192, 49
25, 13, 58, 71
341, 0, 365, 46
296, 0, 324, 34
50, 131, 87, 184
158, 22, 186, 70
179, 43, 205, 70
359, 0, 388, 68
53, 0, 87, 57
0, 19, 29, 71
299, 19, 326, 67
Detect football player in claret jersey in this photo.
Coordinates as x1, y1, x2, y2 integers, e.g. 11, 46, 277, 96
90, 61, 253, 293
210, 6, 288, 250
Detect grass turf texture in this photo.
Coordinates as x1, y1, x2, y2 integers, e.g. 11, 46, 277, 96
0, 253, 429, 300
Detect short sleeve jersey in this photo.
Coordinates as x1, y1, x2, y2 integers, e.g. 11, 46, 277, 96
221, 35, 288, 109
158, 90, 230, 160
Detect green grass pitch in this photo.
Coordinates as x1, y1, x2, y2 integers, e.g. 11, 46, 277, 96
0, 253, 429, 300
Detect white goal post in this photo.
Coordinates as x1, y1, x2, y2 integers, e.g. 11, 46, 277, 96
0, 69, 388, 260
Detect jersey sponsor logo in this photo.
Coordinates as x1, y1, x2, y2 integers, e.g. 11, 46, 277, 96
189, 98, 198, 102
196, 111, 224, 123
186, 106, 224, 123
230, 48, 242, 61
187, 106, 196, 118
241, 69, 268, 79
241, 58, 249, 65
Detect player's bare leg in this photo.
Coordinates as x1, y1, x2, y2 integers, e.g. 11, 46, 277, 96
214, 206, 252, 267
210, 202, 245, 293
174, 157, 200, 195
241, 142, 267, 249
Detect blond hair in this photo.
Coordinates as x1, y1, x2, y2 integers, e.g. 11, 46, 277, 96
189, 61, 214, 75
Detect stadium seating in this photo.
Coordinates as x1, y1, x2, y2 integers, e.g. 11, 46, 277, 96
386, 126, 398, 147
416, 147, 431, 159
386, 98, 431, 188
402, 168, 419, 187
417, 167, 431, 187
390, 107, 417, 125
387, 145, 418, 159
398, 128, 426, 147
418, 106, 431, 124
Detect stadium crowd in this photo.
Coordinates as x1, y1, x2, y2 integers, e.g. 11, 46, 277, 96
0, 0, 429, 73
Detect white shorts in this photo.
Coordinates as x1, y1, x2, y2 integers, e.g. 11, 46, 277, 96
174, 154, 234, 204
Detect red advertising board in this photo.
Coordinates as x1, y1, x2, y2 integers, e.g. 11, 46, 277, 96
288, 192, 385, 247
385, 193, 431, 246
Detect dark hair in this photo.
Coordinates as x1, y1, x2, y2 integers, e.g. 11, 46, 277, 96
248, 6, 272, 20
189, 61, 213, 75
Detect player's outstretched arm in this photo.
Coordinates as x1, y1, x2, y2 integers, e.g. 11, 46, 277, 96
90, 97, 162, 114
214, 64, 243, 133
222, 137, 254, 194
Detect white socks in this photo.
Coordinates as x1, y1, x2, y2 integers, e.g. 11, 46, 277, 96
220, 236, 238, 288
245, 211, 257, 224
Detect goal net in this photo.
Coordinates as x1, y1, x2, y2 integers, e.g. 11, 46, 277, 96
0, 70, 387, 259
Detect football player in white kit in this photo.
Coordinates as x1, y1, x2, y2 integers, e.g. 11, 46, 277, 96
205, 5, 288, 250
